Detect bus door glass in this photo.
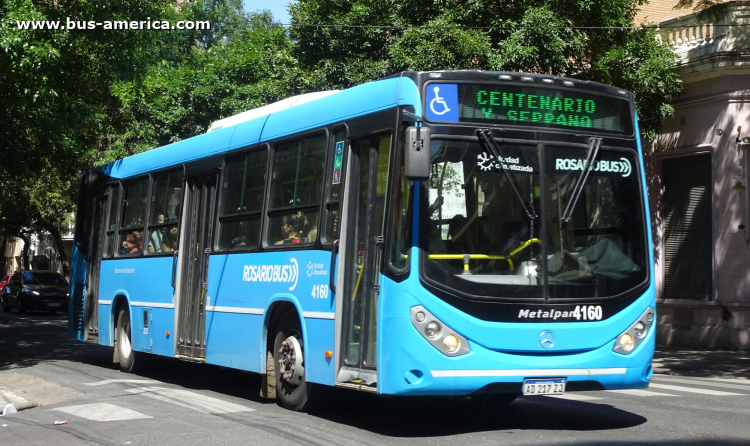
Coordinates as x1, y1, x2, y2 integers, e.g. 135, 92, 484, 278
339, 134, 391, 383
176, 172, 217, 359
85, 190, 108, 341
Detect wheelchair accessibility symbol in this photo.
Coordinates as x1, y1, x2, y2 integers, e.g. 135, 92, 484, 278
430, 87, 451, 116
425, 83, 458, 122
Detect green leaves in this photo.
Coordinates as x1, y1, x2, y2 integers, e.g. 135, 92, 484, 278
290, 0, 682, 139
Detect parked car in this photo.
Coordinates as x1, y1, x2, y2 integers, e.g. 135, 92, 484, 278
0, 274, 12, 295
2, 271, 69, 314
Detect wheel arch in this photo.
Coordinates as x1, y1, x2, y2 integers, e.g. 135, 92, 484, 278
261, 294, 307, 372
110, 291, 132, 347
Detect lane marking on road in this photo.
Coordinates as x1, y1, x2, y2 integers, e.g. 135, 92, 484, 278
542, 393, 602, 401
648, 383, 745, 396
85, 379, 158, 387
606, 389, 677, 397
125, 387, 254, 414
50, 403, 152, 421
652, 375, 750, 390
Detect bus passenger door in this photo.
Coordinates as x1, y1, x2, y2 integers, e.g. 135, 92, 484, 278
337, 134, 392, 388
176, 172, 218, 360
84, 191, 108, 342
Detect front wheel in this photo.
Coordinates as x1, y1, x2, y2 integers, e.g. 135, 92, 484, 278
2, 297, 10, 313
273, 309, 316, 411
116, 308, 141, 373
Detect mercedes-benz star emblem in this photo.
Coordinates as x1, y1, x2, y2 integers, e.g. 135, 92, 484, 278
539, 331, 555, 349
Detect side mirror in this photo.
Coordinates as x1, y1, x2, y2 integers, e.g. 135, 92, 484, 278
405, 126, 431, 181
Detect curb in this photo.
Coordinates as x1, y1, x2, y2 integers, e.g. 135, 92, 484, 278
0, 387, 39, 413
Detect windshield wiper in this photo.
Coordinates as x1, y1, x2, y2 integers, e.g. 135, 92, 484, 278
561, 137, 602, 223
476, 129, 537, 220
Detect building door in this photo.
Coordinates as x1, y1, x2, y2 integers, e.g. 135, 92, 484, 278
176, 172, 218, 359
84, 192, 108, 341
337, 134, 392, 387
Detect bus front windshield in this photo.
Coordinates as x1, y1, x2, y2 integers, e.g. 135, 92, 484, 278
423, 139, 647, 300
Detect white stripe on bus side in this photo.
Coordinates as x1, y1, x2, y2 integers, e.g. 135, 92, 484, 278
430, 368, 628, 378
206, 306, 263, 315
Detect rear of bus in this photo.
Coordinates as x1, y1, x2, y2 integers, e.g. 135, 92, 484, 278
378, 71, 654, 398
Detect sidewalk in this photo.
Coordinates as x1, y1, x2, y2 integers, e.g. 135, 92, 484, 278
653, 345, 750, 379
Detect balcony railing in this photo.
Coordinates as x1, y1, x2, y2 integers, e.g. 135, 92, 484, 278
659, 1, 750, 67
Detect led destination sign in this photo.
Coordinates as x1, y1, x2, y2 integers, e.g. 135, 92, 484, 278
424, 83, 633, 135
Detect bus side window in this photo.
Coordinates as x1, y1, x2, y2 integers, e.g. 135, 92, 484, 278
267, 134, 326, 247
389, 145, 411, 270
148, 170, 183, 254
117, 179, 148, 256
104, 185, 120, 258
218, 147, 268, 250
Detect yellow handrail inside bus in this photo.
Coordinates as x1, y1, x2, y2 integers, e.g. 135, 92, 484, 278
352, 262, 364, 301
508, 238, 541, 257
407, 238, 542, 272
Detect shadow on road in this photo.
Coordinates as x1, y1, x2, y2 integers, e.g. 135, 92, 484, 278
0, 312, 113, 372
305, 390, 647, 437
653, 346, 750, 378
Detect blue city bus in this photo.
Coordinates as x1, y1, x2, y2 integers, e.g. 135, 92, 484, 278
69, 71, 655, 411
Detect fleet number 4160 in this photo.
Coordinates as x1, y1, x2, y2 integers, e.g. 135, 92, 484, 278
573, 305, 603, 321
311, 284, 329, 299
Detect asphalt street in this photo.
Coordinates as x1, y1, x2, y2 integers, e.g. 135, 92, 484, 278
2, 311, 750, 445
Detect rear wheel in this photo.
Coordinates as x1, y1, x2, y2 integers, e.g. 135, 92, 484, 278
116, 308, 140, 373
273, 309, 316, 411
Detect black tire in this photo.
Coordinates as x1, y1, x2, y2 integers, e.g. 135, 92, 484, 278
273, 309, 316, 411
2, 297, 10, 313
116, 308, 140, 373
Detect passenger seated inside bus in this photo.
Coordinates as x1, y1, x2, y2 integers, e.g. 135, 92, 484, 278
163, 225, 178, 252
307, 225, 318, 243
148, 214, 166, 253
122, 218, 144, 255
275, 214, 308, 245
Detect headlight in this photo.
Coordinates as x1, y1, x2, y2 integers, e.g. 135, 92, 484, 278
31, 291, 40, 296
425, 321, 442, 339
411, 306, 470, 357
443, 334, 460, 352
618, 333, 634, 352
614, 308, 655, 355
633, 321, 647, 338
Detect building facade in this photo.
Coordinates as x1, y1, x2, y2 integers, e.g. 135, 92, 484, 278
643, 1, 750, 349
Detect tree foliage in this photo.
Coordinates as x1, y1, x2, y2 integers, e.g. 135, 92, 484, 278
290, 0, 682, 139
0, 0, 222, 272
111, 10, 307, 153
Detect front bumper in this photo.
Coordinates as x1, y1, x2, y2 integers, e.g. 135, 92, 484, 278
379, 309, 655, 396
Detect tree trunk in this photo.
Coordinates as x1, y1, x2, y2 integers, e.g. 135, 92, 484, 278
44, 223, 71, 278
17, 232, 30, 270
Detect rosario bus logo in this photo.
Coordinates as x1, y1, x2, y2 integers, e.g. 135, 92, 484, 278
242, 258, 299, 291
555, 157, 632, 177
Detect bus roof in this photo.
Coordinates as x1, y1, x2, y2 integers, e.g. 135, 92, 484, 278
205, 90, 341, 133
94, 75, 422, 180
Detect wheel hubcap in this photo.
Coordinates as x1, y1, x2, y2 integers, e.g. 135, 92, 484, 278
278, 336, 304, 386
